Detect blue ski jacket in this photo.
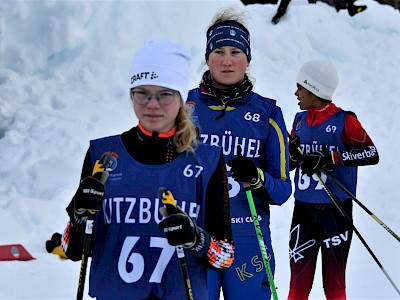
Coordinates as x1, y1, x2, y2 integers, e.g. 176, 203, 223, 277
187, 87, 292, 237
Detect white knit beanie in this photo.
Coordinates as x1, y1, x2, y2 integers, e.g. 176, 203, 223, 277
296, 59, 339, 100
129, 39, 191, 102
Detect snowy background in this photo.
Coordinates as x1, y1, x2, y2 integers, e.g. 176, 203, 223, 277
0, 0, 399, 299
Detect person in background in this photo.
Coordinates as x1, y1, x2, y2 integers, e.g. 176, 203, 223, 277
373, 0, 400, 11
288, 59, 379, 299
187, 7, 291, 300
271, 0, 367, 24
62, 39, 234, 300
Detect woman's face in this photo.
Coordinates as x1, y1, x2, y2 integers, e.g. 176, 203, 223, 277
131, 85, 182, 133
206, 46, 249, 89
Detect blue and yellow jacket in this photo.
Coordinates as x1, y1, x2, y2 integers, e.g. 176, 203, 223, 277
188, 87, 292, 237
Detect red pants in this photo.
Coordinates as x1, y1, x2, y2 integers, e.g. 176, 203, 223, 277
288, 199, 353, 300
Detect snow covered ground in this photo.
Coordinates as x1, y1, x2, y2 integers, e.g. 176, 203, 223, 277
0, 0, 399, 299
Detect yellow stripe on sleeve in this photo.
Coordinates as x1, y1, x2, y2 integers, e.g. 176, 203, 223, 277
269, 118, 287, 181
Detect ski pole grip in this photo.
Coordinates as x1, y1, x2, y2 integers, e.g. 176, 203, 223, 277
243, 182, 251, 190
92, 160, 105, 176
92, 154, 113, 184
98, 171, 109, 184
158, 187, 177, 216
87, 155, 112, 214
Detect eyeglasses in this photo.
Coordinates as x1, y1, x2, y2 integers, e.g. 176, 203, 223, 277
131, 90, 178, 105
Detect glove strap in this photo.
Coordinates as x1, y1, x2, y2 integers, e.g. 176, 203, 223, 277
250, 168, 265, 189
72, 211, 88, 228
189, 229, 210, 257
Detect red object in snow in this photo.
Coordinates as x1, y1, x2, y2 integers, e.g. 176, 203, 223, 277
0, 244, 35, 261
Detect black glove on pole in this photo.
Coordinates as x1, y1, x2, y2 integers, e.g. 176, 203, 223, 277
76, 154, 113, 300
288, 133, 336, 177
158, 190, 200, 248
301, 147, 335, 177
288, 135, 303, 163
158, 188, 194, 300
227, 145, 265, 189
74, 176, 106, 215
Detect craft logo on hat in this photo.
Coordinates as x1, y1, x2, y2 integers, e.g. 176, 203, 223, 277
130, 71, 159, 84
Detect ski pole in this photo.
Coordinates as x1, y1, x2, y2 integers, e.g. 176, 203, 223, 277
234, 145, 278, 299
314, 173, 400, 296
244, 182, 279, 300
158, 187, 194, 300
321, 169, 400, 242
76, 152, 117, 300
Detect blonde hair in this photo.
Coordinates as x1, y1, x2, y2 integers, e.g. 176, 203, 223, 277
174, 103, 198, 154
208, 7, 249, 30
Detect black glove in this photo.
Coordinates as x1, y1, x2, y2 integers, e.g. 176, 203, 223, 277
45, 232, 62, 253
289, 135, 303, 163
301, 148, 335, 177
227, 146, 265, 189
73, 174, 106, 215
158, 206, 201, 249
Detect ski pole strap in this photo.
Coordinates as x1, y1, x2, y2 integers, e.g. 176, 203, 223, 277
249, 168, 265, 189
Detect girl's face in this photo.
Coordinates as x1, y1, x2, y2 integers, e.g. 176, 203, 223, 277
206, 46, 249, 89
295, 84, 323, 110
131, 85, 182, 133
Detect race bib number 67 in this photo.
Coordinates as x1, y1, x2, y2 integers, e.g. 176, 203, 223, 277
118, 236, 175, 283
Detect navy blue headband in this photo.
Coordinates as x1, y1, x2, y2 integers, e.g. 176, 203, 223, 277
205, 21, 251, 62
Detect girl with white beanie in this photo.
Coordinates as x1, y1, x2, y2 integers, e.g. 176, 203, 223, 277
288, 59, 379, 299
62, 39, 234, 300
